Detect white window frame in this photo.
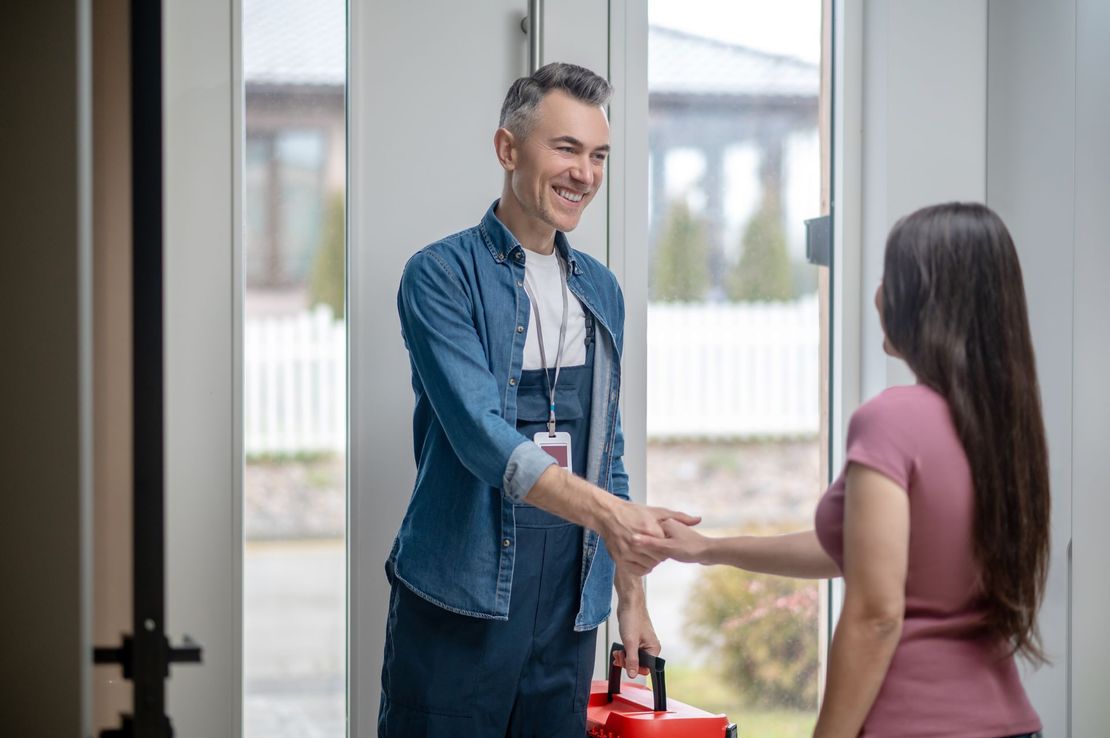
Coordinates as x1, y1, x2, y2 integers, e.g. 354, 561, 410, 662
162, 0, 243, 733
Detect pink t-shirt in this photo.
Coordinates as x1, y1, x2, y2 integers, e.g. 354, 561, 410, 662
815, 384, 1041, 738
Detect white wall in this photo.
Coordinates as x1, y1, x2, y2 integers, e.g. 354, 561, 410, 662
1070, 0, 1110, 731
849, 0, 1110, 732
988, 0, 1110, 732
986, 2, 1075, 731
857, 0, 988, 400
835, 0, 989, 462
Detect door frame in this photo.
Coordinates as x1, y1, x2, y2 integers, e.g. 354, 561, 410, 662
162, 0, 243, 733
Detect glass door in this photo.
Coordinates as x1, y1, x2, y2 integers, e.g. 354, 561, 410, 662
643, 1, 830, 734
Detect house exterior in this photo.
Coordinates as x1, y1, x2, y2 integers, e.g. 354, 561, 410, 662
243, 1, 818, 310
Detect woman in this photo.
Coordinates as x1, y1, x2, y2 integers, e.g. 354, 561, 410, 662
639, 203, 1049, 738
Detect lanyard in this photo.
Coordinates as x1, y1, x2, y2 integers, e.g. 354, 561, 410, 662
522, 253, 569, 437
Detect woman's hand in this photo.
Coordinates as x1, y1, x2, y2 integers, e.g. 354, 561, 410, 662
634, 517, 711, 565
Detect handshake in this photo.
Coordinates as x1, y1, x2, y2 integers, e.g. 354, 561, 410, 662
594, 495, 705, 576
522, 463, 706, 577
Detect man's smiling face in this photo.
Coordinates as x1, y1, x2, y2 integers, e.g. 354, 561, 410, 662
506, 89, 610, 233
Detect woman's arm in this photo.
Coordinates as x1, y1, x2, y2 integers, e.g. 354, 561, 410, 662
813, 463, 909, 738
637, 521, 840, 579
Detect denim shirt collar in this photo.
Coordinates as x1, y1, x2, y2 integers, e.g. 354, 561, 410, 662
478, 199, 582, 275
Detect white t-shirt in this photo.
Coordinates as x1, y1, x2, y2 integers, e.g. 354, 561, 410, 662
523, 249, 587, 370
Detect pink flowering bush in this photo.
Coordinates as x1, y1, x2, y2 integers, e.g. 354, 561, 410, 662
686, 566, 819, 709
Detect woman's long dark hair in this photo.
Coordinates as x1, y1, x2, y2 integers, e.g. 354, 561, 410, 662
881, 202, 1050, 664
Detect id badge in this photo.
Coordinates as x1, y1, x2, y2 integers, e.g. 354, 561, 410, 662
534, 431, 573, 470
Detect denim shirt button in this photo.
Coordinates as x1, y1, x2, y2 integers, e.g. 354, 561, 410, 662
516, 279, 523, 287
509, 377, 516, 386
502, 538, 511, 547
516, 325, 524, 333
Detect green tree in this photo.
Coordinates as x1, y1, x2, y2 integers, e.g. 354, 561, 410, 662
686, 565, 819, 710
727, 192, 794, 302
651, 199, 711, 302
308, 191, 345, 320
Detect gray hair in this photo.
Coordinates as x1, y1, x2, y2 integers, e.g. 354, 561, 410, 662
499, 62, 612, 138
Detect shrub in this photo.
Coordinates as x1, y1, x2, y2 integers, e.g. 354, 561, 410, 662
685, 566, 819, 710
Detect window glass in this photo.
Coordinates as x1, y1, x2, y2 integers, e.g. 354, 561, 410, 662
646, 2, 826, 735
242, 0, 346, 735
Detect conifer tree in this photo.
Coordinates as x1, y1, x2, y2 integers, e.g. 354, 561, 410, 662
727, 192, 794, 302
651, 199, 712, 302
308, 191, 345, 320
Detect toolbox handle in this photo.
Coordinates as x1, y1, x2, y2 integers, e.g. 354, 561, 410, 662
607, 642, 667, 712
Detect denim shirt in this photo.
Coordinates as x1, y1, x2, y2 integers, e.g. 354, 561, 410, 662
388, 201, 628, 631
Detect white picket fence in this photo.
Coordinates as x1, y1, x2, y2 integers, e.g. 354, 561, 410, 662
645, 295, 820, 439
243, 297, 819, 455
244, 305, 346, 456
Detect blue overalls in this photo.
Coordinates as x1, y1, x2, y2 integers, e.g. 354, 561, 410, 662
379, 319, 598, 738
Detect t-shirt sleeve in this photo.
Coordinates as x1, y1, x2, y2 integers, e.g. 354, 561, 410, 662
844, 394, 915, 490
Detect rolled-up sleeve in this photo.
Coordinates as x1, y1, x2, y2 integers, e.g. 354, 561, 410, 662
397, 250, 555, 500
504, 439, 559, 501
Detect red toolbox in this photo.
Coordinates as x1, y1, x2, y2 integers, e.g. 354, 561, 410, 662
587, 643, 737, 738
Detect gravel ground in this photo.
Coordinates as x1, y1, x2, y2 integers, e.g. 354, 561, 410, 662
647, 440, 822, 531
243, 440, 822, 540
245, 455, 346, 540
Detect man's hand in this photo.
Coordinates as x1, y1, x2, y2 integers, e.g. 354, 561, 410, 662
615, 598, 661, 679
600, 500, 701, 576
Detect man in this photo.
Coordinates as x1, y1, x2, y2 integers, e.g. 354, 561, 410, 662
379, 63, 698, 737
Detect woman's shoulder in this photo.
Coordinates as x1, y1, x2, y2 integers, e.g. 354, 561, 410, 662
860, 383, 946, 415
844, 385, 952, 489
850, 384, 950, 440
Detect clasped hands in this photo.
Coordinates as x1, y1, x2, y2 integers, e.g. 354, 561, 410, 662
600, 498, 706, 576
